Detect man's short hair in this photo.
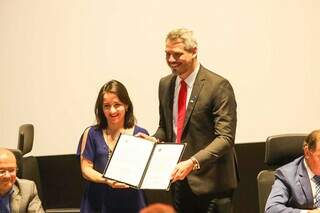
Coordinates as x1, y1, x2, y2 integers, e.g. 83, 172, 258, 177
304, 129, 320, 151
166, 28, 198, 51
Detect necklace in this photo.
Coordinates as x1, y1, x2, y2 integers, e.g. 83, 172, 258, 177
103, 129, 120, 150
103, 128, 126, 162
103, 127, 134, 153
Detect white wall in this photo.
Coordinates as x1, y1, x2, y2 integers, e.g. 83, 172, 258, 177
0, 0, 319, 155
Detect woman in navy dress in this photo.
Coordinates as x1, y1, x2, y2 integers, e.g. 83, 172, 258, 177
77, 80, 148, 213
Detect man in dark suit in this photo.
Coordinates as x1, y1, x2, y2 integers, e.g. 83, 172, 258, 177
265, 129, 320, 213
0, 148, 44, 213
151, 28, 238, 213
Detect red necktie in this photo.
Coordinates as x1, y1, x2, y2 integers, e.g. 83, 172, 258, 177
176, 80, 187, 143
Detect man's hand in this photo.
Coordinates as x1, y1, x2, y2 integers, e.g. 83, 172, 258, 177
135, 132, 159, 143
170, 159, 194, 182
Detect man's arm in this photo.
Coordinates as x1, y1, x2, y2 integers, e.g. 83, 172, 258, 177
27, 181, 45, 213
193, 79, 237, 166
172, 78, 237, 181
265, 170, 303, 213
154, 78, 169, 142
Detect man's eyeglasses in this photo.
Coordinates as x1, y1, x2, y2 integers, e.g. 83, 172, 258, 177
0, 168, 17, 177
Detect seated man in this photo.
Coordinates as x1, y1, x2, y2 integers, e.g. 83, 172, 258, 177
0, 148, 44, 213
265, 129, 320, 213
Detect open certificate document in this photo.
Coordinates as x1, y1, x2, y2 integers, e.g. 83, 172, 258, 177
103, 134, 186, 190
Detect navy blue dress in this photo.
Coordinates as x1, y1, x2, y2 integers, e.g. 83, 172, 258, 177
77, 125, 148, 213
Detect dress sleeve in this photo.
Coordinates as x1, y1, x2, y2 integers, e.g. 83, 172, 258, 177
76, 127, 95, 162
133, 125, 149, 136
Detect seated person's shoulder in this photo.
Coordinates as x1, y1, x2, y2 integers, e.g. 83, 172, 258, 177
14, 178, 40, 200
15, 178, 37, 191
276, 156, 304, 178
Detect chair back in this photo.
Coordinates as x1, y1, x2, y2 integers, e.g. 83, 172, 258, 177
257, 133, 307, 213
9, 149, 23, 178
17, 124, 34, 156
265, 134, 306, 166
16, 124, 43, 200
16, 124, 80, 212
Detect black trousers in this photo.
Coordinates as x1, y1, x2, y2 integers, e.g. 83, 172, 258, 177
172, 179, 233, 213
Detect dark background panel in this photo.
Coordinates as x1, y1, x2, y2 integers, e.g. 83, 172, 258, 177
233, 142, 270, 213
37, 155, 84, 209
36, 142, 271, 213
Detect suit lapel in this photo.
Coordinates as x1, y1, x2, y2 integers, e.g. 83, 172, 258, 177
11, 183, 21, 212
167, 75, 176, 141
298, 160, 314, 208
183, 66, 205, 131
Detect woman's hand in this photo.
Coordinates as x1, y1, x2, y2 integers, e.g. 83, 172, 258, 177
105, 179, 129, 189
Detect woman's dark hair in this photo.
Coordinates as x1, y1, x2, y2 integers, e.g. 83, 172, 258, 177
95, 80, 135, 129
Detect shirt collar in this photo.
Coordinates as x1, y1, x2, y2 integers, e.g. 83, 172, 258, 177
0, 188, 13, 213
177, 63, 200, 88
304, 158, 316, 180
0, 188, 13, 199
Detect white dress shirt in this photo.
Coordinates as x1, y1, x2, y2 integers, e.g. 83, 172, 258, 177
302, 159, 319, 212
172, 63, 200, 142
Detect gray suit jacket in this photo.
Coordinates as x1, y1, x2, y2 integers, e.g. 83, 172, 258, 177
154, 65, 239, 195
11, 178, 45, 213
265, 156, 315, 213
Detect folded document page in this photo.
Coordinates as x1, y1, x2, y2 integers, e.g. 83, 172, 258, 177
103, 134, 186, 190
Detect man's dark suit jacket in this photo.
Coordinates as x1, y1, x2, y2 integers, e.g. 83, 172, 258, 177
265, 156, 316, 213
154, 65, 239, 196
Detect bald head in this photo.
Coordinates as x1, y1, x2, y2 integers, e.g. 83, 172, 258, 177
0, 148, 16, 164
0, 148, 18, 196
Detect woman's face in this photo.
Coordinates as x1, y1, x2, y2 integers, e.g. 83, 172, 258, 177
102, 92, 127, 128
